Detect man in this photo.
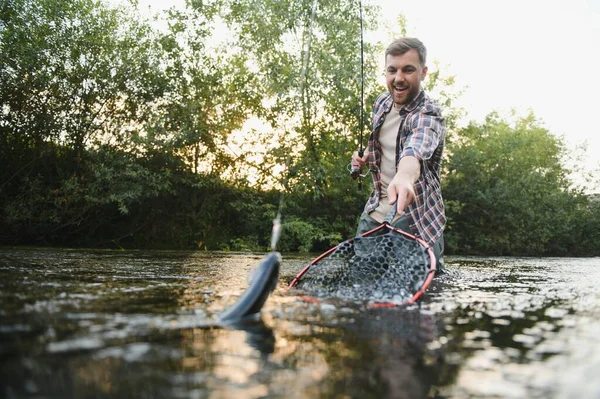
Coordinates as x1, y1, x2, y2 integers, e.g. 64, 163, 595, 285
352, 37, 446, 269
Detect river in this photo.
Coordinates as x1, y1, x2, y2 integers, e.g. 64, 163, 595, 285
1, 248, 599, 398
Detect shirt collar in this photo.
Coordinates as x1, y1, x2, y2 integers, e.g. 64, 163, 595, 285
383, 89, 426, 114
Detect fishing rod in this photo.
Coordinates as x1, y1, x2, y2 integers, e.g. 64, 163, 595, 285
350, 0, 368, 190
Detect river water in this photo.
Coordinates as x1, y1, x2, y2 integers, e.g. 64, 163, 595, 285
1, 248, 599, 398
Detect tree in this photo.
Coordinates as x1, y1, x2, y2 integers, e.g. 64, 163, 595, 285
0, 0, 168, 243
222, 0, 380, 193
0, 0, 166, 156
443, 111, 592, 255
141, 0, 265, 177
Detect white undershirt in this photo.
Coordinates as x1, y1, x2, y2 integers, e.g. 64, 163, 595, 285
370, 106, 403, 223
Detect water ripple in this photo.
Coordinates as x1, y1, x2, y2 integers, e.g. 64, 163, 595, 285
1, 249, 599, 398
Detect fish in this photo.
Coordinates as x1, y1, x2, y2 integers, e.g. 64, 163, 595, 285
219, 251, 281, 323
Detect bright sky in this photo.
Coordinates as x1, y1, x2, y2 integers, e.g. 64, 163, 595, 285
125, 0, 600, 180
373, 0, 600, 175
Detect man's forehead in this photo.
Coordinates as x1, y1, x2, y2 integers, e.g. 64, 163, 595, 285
385, 49, 421, 68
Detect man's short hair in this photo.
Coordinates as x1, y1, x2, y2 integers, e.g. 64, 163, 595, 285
385, 38, 427, 67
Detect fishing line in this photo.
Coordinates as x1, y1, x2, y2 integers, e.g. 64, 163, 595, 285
216, 0, 320, 323
287, 1, 438, 307
270, 0, 319, 251
274, 0, 368, 248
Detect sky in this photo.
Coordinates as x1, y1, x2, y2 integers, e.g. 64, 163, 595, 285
121, 0, 600, 179
373, 0, 600, 174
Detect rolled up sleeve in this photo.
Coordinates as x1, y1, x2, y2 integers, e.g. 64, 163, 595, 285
400, 108, 445, 162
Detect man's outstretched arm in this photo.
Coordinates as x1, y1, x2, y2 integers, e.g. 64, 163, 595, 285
387, 155, 420, 215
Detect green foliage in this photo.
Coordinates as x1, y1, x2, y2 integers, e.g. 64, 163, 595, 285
223, 0, 382, 198
443, 111, 597, 255
144, 1, 264, 176
277, 217, 342, 253
1, 0, 168, 245
0, 0, 598, 256
84, 148, 173, 213
0, 0, 166, 152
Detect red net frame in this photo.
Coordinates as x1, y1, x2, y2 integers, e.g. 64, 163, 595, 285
288, 221, 436, 307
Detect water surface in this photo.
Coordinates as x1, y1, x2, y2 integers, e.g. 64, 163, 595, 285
1, 248, 599, 398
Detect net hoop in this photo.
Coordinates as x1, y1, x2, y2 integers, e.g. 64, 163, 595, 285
288, 222, 436, 307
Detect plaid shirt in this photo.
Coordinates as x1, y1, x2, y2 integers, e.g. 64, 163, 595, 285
364, 90, 446, 246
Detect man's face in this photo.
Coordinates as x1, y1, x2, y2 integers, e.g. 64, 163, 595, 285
385, 49, 428, 107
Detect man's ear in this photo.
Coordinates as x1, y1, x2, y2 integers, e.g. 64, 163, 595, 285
421, 66, 428, 81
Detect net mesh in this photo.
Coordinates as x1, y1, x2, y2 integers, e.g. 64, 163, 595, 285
293, 231, 432, 305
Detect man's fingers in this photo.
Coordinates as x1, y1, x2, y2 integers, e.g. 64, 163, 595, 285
395, 195, 407, 215
388, 185, 410, 216
387, 185, 398, 206
352, 151, 367, 167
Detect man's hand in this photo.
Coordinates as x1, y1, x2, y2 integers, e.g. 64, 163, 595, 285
387, 156, 420, 215
352, 151, 368, 168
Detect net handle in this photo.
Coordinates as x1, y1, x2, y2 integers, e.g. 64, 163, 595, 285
383, 202, 398, 224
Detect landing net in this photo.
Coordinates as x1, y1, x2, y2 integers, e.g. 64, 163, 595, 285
289, 224, 436, 307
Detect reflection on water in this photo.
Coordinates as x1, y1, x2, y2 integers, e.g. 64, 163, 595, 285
1, 249, 599, 398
